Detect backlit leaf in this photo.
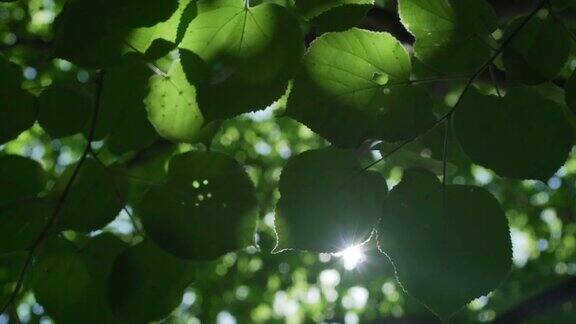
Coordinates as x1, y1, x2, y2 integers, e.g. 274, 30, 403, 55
145, 59, 205, 143
377, 169, 512, 321
274, 148, 388, 253
398, 0, 497, 74
287, 28, 433, 148
180, 0, 304, 120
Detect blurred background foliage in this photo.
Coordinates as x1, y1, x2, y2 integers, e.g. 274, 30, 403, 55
1, 0, 576, 323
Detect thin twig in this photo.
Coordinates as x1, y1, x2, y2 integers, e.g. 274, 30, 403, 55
363, 0, 547, 171
0, 70, 106, 315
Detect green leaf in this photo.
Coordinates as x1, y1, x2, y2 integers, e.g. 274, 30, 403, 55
109, 240, 196, 324
145, 59, 205, 143
180, 0, 304, 120
0, 252, 27, 307
0, 155, 46, 206
33, 235, 127, 324
377, 169, 512, 321
56, 159, 127, 232
100, 59, 158, 153
566, 70, 576, 114
140, 151, 258, 260
286, 29, 432, 148
453, 87, 574, 180
0, 89, 36, 145
274, 148, 387, 253
53, 0, 179, 68
127, 0, 197, 59
502, 16, 571, 85
37, 85, 92, 139
295, 0, 374, 32
0, 199, 51, 255
0, 57, 36, 144
398, 0, 497, 74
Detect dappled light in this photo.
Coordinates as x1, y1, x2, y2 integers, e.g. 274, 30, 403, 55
1, 0, 576, 323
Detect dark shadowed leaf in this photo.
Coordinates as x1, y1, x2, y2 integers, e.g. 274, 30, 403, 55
502, 16, 571, 85
565, 70, 576, 114
55, 159, 127, 232
274, 148, 387, 253
109, 240, 195, 324
0, 56, 23, 90
37, 85, 92, 139
140, 151, 258, 260
0, 199, 52, 255
295, 0, 374, 32
100, 59, 158, 153
0, 155, 46, 206
0, 252, 27, 307
453, 87, 573, 181
0, 90, 36, 145
180, 0, 304, 120
33, 235, 127, 324
53, 0, 179, 68
377, 169, 512, 321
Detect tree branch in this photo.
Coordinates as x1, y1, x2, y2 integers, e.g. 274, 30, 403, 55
0, 70, 107, 315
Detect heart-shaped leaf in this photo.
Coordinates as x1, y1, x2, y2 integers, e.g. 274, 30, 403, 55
287, 28, 435, 148
140, 151, 258, 260
180, 0, 304, 120
377, 169, 512, 321
274, 148, 388, 253
453, 87, 574, 180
